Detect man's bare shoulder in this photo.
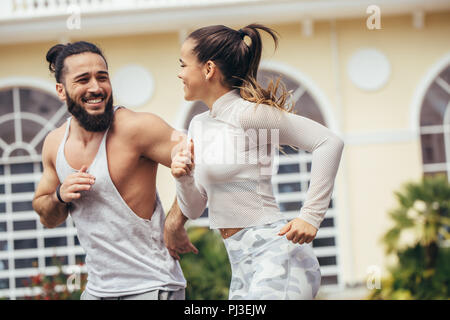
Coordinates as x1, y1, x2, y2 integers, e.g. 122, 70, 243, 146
113, 107, 172, 136
42, 122, 67, 161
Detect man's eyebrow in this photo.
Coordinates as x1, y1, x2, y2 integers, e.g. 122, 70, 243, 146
179, 59, 185, 64
73, 70, 108, 80
74, 72, 89, 80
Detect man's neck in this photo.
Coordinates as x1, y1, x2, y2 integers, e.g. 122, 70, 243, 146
70, 118, 106, 146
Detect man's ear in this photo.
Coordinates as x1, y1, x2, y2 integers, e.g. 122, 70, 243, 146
55, 83, 66, 102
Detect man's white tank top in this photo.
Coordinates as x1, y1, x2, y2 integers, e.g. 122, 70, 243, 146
55, 107, 186, 297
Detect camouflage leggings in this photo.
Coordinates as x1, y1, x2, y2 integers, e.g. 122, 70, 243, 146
223, 219, 321, 300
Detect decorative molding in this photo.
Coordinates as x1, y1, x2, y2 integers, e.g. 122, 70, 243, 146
1, 0, 450, 44
347, 48, 391, 92
112, 64, 155, 108
344, 129, 417, 146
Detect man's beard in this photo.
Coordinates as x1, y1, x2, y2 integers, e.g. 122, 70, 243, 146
66, 92, 114, 132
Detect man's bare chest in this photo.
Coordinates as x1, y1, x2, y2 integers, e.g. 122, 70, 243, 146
63, 135, 138, 177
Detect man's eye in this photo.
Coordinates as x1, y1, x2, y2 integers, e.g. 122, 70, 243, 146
78, 78, 88, 82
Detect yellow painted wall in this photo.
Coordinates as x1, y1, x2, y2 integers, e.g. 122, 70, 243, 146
338, 12, 450, 133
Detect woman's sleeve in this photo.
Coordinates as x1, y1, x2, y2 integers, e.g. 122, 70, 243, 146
175, 175, 208, 220
175, 119, 208, 220
239, 104, 344, 230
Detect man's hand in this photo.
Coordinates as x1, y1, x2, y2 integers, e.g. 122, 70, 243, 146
278, 218, 318, 245
59, 165, 96, 202
164, 200, 198, 260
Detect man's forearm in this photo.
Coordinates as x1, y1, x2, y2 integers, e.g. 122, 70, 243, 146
33, 192, 69, 228
164, 197, 198, 259
166, 197, 189, 226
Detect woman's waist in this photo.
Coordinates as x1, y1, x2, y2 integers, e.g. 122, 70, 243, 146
219, 227, 244, 239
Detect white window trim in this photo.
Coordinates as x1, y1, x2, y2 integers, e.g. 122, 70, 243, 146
409, 53, 450, 179
409, 52, 450, 137
0, 78, 83, 300
0, 77, 56, 95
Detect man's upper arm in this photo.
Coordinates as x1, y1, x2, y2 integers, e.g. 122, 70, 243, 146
34, 131, 61, 200
134, 112, 184, 168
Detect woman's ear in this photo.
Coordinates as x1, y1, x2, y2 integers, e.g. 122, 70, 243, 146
55, 83, 67, 102
204, 60, 216, 80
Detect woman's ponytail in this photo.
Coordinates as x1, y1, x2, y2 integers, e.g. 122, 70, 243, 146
188, 23, 292, 112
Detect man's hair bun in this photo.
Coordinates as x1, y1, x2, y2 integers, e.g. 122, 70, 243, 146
44, 41, 107, 83
46, 44, 66, 73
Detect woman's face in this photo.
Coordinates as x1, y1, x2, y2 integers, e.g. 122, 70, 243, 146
178, 39, 207, 101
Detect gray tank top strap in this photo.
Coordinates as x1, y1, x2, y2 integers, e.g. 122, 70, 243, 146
63, 117, 71, 141
94, 106, 122, 162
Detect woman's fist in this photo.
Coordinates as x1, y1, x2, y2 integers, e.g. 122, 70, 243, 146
171, 140, 195, 179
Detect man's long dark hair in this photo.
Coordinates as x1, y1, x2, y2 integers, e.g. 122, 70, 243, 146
46, 41, 108, 84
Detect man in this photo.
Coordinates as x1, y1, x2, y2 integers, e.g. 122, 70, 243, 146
33, 41, 197, 300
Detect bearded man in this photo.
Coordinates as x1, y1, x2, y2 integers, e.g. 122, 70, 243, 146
32, 41, 197, 300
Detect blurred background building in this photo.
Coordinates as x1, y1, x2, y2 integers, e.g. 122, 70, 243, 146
0, 0, 449, 299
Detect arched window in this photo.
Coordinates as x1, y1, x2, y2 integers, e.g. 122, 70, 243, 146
419, 64, 450, 179
0, 84, 84, 299
180, 68, 343, 291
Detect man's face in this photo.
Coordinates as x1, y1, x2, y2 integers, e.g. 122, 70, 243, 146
57, 52, 114, 132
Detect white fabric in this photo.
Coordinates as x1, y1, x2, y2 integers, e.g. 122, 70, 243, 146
176, 90, 344, 230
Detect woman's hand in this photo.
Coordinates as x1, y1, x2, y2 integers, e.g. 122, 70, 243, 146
171, 139, 194, 179
278, 218, 318, 245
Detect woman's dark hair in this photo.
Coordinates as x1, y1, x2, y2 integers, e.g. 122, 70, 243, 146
187, 23, 292, 111
46, 41, 108, 83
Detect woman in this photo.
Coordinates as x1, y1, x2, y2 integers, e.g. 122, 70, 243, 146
172, 24, 344, 299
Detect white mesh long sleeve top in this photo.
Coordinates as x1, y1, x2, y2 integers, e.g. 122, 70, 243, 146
176, 90, 344, 230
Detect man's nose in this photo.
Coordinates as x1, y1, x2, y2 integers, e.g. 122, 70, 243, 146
87, 79, 102, 93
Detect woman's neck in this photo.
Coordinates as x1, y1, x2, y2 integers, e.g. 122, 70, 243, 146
204, 86, 234, 110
